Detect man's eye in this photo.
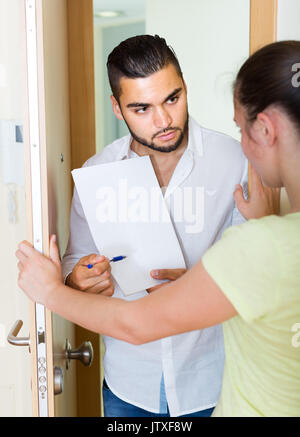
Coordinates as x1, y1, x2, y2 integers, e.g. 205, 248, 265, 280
136, 107, 147, 114
167, 96, 178, 104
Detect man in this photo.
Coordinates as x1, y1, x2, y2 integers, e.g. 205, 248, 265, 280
62, 35, 271, 417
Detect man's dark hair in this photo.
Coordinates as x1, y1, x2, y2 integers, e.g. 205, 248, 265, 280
107, 34, 183, 102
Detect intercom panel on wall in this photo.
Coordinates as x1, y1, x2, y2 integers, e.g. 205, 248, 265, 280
0, 119, 24, 186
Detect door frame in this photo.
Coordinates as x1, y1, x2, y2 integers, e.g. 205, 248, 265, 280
250, 0, 278, 55
66, 0, 101, 418
248, 0, 278, 195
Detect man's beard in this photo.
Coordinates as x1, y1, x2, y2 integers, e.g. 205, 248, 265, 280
123, 113, 189, 153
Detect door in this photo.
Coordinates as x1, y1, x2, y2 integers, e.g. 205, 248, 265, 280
5, 0, 292, 418
6, 0, 100, 417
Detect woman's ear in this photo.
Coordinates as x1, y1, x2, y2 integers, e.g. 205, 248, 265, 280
255, 112, 276, 147
110, 95, 124, 121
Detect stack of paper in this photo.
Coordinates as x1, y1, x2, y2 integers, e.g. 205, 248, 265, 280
72, 156, 186, 296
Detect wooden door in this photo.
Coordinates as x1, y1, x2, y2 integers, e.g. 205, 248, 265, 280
16, 0, 100, 417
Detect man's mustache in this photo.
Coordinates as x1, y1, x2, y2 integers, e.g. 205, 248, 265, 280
152, 127, 181, 140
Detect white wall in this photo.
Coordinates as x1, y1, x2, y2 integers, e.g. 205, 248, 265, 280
0, 0, 32, 417
277, 0, 300, 41
146, 0, 250, 140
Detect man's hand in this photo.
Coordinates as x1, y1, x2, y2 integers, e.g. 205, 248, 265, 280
146, 268, 187, 293
66, 253, 114, 296
234, 164, 281, 220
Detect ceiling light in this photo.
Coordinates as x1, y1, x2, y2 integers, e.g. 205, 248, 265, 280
94, 10, 123, 18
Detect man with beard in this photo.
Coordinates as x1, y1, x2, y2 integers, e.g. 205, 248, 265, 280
61, 35, 272, 417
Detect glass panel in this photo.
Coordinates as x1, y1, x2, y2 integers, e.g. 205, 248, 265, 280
93, 0, 146, 152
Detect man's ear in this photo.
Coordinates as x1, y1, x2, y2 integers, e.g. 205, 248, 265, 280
110, 95, 124, 121
183, 78, 187, 94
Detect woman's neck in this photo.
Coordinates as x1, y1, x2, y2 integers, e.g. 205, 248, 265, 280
277, 116, 300, 213
281, 145, 300, 213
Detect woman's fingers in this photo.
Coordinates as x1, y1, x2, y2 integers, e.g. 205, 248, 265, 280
17, 240, 38, 259
15, 249, 28, 264
49, 235, 61, 266
233, 184, 248, 217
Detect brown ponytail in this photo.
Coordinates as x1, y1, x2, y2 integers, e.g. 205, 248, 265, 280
234, 41, 300, 132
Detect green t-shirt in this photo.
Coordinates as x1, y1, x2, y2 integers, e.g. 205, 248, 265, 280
202, 212, 300, 417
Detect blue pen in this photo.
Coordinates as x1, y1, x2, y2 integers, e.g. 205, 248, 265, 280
87, 256, 127, 269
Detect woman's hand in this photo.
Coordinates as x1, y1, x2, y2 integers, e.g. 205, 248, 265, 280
234, 164, 281, 220
16, 234, 63, 305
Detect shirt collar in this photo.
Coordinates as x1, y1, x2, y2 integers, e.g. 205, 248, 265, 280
187, 116, 203, 157
115, 135, 133, 161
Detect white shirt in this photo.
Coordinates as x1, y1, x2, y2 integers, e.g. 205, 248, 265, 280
62, 117, 248, 416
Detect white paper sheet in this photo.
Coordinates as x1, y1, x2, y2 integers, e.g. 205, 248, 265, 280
72, 156, 186, 296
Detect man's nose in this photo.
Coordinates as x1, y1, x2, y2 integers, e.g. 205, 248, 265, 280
153, 107, 172, 129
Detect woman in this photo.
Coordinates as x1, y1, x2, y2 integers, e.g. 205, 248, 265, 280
16, 41, 300, 416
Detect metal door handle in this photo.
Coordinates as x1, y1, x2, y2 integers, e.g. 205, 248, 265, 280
7, 320, 30, 347
65, 339, 93, 369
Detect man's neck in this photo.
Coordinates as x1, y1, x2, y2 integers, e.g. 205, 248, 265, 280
130, 130, 189, 188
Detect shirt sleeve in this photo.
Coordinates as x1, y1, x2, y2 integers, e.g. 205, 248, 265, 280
61, 184, 99, 281
202, 219, 281, 323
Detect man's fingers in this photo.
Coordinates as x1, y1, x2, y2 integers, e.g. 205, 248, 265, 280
89, 259, 111, 276
77, 272, 114, 292
150, 268, 187, 281
98, 287, 114, 297
78, 259, 111, 279
83, 280, 114, 295
146, 284, 165, 293
81, 254, 105, 267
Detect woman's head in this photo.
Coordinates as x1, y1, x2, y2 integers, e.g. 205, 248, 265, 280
233, 41, 300, 187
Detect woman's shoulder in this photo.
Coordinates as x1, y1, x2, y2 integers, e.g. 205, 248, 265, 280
219, 212, 300, 267
227, 212, 300, 239
248, 212, 300, 240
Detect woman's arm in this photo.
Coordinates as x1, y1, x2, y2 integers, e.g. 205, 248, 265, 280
16, 236, 237, 345
127, 259, 237, 343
